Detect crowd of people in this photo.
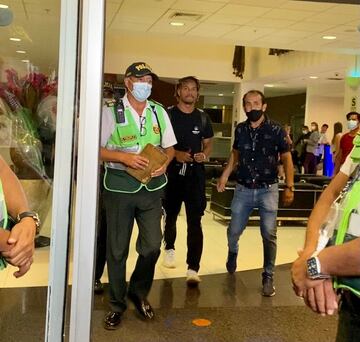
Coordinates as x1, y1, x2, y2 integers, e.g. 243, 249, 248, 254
3, 59, 358, 340
93, 61, 360, 339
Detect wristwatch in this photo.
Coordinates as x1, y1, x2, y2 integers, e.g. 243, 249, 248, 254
285, 184, 295, 192
16, 211, 41, 235
306, 254, 330, 280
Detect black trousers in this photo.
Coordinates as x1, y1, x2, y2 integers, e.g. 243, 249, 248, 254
104, 187, 163, 313
163, 164, 206, 272
336, 291, 360, 342
95, 167, 106, 280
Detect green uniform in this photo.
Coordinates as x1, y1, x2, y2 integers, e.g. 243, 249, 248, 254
102, 98, 168, 313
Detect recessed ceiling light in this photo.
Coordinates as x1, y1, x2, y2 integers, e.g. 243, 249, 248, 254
0, 4, 9, 8
322, 35, 336, 40
10, 37, 21, 42
309, 76, 318, 79
264, 84, 274, 87
231, 91, 235, 94
21, 59, 29, 63
16, 50, 26, 54
170, 22, 184, 27
218, 93, 224, 96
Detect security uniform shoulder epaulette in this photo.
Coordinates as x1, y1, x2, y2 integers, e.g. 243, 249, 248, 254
105, 99, 116, 107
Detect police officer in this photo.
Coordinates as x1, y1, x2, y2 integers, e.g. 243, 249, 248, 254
100, 62, 176, 330
292, 141, 360, 341
162, 76, 213, 285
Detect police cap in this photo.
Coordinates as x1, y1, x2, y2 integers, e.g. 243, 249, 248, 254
125, 62, 158, 80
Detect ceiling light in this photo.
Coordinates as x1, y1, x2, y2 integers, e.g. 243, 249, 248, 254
264, 84, 274, 87
10, 37, 21, 41
322, 35, 336, 40
16, 50, 26, 54
21, 59, 29, 63
170, 22, 184, 26
309, 76, 318, 79
231, 91, 235, 94
218, 93, 224, 96
0, 4, 9, 8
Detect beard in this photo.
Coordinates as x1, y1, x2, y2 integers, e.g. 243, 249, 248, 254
181, 96, 196, 105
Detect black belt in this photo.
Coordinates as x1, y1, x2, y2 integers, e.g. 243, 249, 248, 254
237, 181, 277, 189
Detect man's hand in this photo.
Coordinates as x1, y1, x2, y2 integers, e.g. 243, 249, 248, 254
291, 248, 317, 297
193, 152, 206, 163
175, 151, 193, 163
124, 154, 149, 170
217, 175, 228, 192
151, 164, 167, 178
282, 188, 294, 207
303, 279, 338, 316
3, 218, 36, 277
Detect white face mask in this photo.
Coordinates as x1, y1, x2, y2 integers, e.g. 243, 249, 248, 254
131, 82, 152, 102
347, 119, 358, 130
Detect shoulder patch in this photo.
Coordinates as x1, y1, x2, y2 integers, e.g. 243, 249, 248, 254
149, 99, 164, 109
105, 99, 116, 107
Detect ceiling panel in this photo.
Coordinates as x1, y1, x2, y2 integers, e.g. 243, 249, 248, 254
288, 21, 339, 32
171, 0, 225, 12
305, 12, 358, 24
216, 4, 272, 17
245, 18, 296, 29
280, 0, 336, 11
265, 8, 316, 20
205, 14, 252, 25
229, 0, 287, 7
187, 23, 238, 37
324, 3, 360, 14
223, 26, 276, 41
148, 19, 199, 34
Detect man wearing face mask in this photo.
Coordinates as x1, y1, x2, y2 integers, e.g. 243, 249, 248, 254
100, 62, 176, 329
217, 90, 294, 297
334, 112, 360, 175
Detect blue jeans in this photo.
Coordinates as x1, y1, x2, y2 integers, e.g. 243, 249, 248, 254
227, 183, 279, 277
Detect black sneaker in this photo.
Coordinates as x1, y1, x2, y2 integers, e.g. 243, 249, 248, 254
94, 279, 104, 294
262, 276, 275, 297
226, 251, 238, 274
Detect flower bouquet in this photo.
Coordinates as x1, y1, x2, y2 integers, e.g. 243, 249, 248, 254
0, 68, 57, 180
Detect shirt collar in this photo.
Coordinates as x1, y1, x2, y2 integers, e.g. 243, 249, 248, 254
122, 93, 151, 112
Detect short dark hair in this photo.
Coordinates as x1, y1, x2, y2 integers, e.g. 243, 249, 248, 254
175, 76, 200, 94
302, 125, 309, 130
242, 90, 266, 106
322, 124, 329, 129
346, 111, 360, 121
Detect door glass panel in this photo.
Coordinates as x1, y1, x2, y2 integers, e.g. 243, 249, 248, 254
0, 1, 65, 340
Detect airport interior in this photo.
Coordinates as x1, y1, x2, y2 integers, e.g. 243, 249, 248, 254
0, 0, 359, 340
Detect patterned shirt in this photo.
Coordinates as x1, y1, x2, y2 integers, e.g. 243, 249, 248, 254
233, 117, 289, 186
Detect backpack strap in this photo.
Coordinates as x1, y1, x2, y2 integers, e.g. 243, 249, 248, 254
150, 104, 163, 146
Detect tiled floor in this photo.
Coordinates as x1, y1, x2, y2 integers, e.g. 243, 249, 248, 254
0, 208, 340, 341
0, 207, 306, 287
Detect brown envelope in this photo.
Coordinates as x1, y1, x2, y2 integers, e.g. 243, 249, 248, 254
126, 143, 168, 184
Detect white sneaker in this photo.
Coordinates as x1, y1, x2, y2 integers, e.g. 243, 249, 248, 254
186, 269, 201, 286
163, 249, 176, 268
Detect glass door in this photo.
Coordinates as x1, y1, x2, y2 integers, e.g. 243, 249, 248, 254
0, 0, 79, 341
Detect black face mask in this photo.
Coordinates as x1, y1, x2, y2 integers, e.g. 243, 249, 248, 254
246, 109, 263, 122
